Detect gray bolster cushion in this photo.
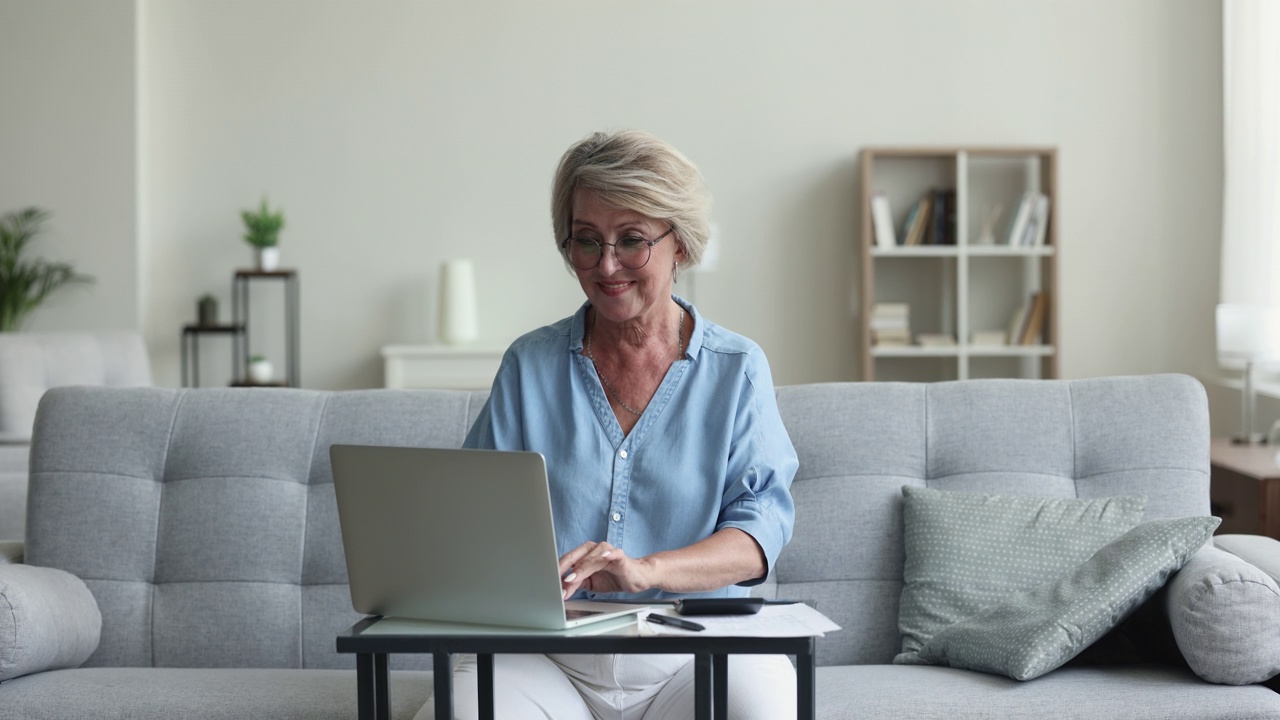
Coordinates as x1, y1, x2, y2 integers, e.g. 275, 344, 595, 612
0, 564, 102, 681
1166, 544, 1280, 685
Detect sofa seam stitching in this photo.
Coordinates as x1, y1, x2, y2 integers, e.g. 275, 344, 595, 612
299, 393, 331, 669
153, 389, 187, 667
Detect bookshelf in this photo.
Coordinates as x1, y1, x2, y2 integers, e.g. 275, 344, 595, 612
859, 147, 1059, 382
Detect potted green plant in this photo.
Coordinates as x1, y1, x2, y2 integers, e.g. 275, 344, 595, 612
241, 196, 285, 271
247, 354, 273, 384
0, 207, 92, 331
197, 293, 218, 326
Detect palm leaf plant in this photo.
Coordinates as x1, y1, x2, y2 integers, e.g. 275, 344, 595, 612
0, 207, 93, 331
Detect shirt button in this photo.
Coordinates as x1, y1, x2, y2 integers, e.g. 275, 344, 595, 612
619, 449, 628, 459
612, 512, 621, 522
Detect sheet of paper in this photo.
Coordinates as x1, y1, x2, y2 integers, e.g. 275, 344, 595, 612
638, 603, 841, 637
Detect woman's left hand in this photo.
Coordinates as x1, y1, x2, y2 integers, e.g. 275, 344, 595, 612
558, 541, 655, 599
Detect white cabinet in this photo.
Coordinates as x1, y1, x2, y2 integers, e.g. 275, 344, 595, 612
859, 147, 1059, 382
381, 345, 505, 390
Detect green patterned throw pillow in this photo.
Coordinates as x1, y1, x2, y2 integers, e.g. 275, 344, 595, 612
895, 486, 1146, 664
918, 516, 1220, 680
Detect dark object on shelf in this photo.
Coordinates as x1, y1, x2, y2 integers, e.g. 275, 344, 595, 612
198, 295, 218, 326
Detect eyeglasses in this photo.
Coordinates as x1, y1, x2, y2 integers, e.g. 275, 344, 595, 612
560, 227, 674, 271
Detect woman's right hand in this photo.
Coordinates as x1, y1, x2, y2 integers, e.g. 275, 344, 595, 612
558, 541, 656, 599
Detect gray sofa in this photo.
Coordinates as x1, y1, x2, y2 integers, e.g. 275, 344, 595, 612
1, 374, 1278, 719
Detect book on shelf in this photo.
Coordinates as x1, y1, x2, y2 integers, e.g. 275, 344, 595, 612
917, 333, 956, 347
1019, 292, 1048, 344
871, 302, 910, 345
1006, 191, 1050, 246
871, 193, 896, 248
872, 302, 909, 317
971, 330, 1009, 346
1029, 194, 1050, 247
1007, 292, 1048, 345
873, 329, 911, 346
903, 196, 932, 246
925, 189, 957, 245
1008, 298, 1031, 344
1005, 192, 1035, 245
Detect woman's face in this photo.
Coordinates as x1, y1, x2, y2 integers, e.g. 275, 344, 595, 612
569, 188, 684, 327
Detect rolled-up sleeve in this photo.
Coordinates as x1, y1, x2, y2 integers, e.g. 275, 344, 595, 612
715, 349, 798, 586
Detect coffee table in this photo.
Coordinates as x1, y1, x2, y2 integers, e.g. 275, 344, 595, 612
336, 616, 817, 720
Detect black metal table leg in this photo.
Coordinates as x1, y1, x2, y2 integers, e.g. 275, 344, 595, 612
192, 334, 200, 386
798, 639, 816, 720
694, 653, 712, 720
374, 653, 389, 720
433, 652, 453, 720
287, 273, 300, 386
713, 654, 728, 720
357, 653, 375, 720
181, 334, 189, 387
478, 653, 495, 720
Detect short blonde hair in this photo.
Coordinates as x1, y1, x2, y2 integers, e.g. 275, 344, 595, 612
551, 129, 710, 272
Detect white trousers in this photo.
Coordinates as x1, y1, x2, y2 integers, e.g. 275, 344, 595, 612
419, 652, 796, 720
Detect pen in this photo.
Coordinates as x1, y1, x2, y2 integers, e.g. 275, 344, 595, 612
646, 613, 705, 632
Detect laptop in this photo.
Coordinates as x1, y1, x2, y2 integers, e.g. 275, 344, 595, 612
330, 444, 649, 631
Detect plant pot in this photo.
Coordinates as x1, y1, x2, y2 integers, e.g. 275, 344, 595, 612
197, 297, 218, 326
248, 359, 273, 384
256, 247, 280, 272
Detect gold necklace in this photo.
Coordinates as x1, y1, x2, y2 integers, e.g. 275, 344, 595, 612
586, 307, 685, 417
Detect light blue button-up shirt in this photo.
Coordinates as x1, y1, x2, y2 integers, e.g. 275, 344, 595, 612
464, 296, 798, 601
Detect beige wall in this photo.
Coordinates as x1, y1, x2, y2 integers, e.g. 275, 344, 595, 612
0, 0, 138, 332
5, 1, 1228, 397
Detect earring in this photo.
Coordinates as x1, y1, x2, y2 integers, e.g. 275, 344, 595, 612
673, 263, 680, 284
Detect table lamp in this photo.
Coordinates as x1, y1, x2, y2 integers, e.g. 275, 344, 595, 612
1216, 303, 1280, 444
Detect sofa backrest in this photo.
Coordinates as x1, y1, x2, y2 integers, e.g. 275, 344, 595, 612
771, 375, 1209, 666
24, 375, 1209, 670
26, 387, 484, 671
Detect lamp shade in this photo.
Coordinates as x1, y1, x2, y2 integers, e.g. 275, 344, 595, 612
1216, 304, 1280, 368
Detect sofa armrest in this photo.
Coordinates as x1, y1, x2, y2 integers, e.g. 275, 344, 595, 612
0, 564, 101, 681
1166, 542, 1280, 685
1214, 534, 1280, 584
0, 541, 22, 564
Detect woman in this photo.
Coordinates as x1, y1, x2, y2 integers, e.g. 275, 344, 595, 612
449, 129, 798, 719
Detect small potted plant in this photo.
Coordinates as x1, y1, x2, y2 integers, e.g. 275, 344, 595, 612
197, 294, 218, 326
247, 354, 273, 384
241, 196, 285, 271
0, 207, 93, 331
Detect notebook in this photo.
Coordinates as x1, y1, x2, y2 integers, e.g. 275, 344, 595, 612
330, 444, 649, 631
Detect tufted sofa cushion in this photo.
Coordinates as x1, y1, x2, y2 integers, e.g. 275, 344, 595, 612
771, 376, 1210, 667
25, 387, 486, 671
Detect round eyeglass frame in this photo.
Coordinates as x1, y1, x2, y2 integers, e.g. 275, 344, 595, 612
560, 227, 675, 271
